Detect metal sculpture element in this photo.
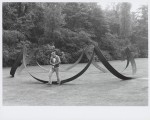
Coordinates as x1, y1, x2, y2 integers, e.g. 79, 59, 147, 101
84, 50, 107, 73
94, 45, 134, 80
10, 46, 36, 77
124, 47, 137, 74
10, 51, 23, 77
12, 43, 136, 84
65, 50, 84, 71
34, 49, 49, 72
24, 45, 135, 84
23, 46, 94, 84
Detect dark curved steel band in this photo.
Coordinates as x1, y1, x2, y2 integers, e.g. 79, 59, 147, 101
84, 50, 107, 73
124, 58, 130, 71
10, 51, 23, 76
65, 50, 84, 71
124, 47, 131, 70
25, 45, 134, 85
125, 47, 137, 74
25, 50, 94, 84
94, 45, 134, 80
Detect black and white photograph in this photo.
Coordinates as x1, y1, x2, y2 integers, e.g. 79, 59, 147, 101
1, 0, 149, 119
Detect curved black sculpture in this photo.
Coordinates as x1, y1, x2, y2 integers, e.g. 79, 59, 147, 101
23, 49, 94, 84
84, 50, 107, 73
94, 45, 134, 80
10, 51, 23, 77
65, 50, 84, 71
124, 58, 130, 71
35, 49, 49, 72
23, 44, 136, 85
124, 47, 137, 74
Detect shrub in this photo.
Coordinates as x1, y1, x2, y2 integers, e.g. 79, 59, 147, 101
3, 30, 26, 45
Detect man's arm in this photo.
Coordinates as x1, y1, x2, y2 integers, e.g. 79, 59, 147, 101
55, 56, 61, 64
50, 57, 55, 66
58, 56, 61, 64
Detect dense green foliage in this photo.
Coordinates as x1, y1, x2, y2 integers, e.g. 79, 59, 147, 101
3, 2, 148, 67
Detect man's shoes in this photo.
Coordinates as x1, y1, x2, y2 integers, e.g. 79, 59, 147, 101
10, 74, 14, 77
57, 80, 61, 85
47, 82, 52, 85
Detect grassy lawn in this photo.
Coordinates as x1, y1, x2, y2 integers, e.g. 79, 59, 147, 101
3, 58, 148, 106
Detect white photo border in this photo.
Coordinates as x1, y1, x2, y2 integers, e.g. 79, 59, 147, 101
0, 0, 149, 120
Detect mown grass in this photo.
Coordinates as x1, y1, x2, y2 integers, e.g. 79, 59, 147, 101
3, 58, 148, 106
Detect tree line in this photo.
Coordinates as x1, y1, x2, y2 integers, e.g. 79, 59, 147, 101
3, 2, 148, 67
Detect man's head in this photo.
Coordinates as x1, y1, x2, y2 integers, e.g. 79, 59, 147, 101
51, 51, 56, 57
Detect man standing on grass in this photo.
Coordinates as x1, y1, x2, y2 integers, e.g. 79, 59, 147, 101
48, 51, 61, 85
